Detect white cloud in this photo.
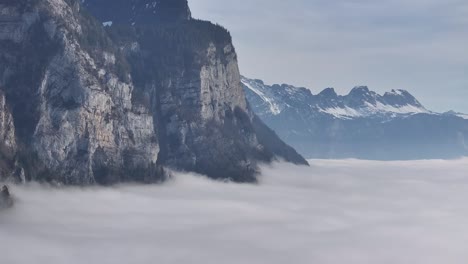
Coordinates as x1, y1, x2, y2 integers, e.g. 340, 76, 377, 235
2, 159, 468, 263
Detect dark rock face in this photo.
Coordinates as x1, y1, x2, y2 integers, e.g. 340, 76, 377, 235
0, 185, 13, 209
242, 76, 468, 160
0, 0, 307, 184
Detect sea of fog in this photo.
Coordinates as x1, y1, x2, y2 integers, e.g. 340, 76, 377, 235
1, 159, 468, 264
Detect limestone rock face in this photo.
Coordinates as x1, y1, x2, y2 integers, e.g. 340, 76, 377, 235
0, 0, 160, 184
0, 0, 307, 184
0, 91, 15, 150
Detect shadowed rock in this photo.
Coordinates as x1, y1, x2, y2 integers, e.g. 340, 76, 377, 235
0, 185, 13, 209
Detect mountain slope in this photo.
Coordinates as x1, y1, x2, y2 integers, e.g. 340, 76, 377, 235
242, 76, 468, 160
0, 0, 306, 184
82, 0, 192, 24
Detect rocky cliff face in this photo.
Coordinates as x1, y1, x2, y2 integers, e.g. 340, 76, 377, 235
87, 0, 308, 181
0, 91, 19, 180
0, 0, 161, 184
0, 0, 307, 184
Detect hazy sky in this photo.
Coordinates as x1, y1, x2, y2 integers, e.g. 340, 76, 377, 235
190, 0, 468, 112
3, 159, 468, 263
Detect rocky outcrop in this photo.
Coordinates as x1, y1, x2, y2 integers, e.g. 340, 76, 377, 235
0, 91, 15, 151
0, 0, 307, 184
0, 91, 19, 181
0, 185, 13, 209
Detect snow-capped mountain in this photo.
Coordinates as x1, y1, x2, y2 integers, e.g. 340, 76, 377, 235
242, 77, 428, 120
242, 76, 468, 160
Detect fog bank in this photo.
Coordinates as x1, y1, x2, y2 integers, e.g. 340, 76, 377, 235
1, 159, 468, 264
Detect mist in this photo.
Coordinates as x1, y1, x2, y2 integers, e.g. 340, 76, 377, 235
2, 159, 468, 264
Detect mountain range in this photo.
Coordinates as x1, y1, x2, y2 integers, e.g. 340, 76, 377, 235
242, 76, 468, 160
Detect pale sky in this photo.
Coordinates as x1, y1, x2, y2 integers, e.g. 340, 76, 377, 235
190, 0, 468, 113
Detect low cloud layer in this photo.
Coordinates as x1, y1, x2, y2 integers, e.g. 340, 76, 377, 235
2, 159, 468, 264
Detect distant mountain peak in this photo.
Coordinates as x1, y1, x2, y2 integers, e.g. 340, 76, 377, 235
318, 88, 338, 98
382, 88, 423, 108
385, 89, 409, 96
390, 89, 404, 94
242, 77, 428, 120
350, 86, 371, 93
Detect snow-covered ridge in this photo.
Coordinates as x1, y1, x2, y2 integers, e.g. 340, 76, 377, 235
242, 76, 432, 119
242, 78, 282, 115
318, 102, 428, 119
242, 77, 436, 119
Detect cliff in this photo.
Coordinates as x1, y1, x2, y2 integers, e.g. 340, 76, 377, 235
0, 0, 307, 184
